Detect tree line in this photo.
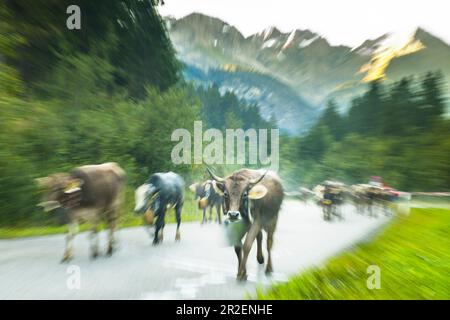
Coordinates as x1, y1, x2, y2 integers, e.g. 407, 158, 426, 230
280, 72, 450, 192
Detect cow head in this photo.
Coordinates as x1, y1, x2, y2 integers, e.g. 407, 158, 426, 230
207, 168, 268, 222
35, 174, 84, 212
134, 183, 157, 214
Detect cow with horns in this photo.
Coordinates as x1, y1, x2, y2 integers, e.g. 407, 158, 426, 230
207, 168, 284, 281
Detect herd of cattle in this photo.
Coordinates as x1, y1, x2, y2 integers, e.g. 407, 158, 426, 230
298, 180, 399, 221
34, 162, 398, 281
35, 162, 283, 281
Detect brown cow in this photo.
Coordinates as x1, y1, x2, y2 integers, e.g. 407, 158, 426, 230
36, 162, 125, 262
207, 168, 284, 281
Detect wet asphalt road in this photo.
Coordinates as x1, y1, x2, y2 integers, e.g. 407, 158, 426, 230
0, 200, 389, 299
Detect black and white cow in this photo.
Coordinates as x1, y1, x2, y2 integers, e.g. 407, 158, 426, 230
134, 172, 184, 245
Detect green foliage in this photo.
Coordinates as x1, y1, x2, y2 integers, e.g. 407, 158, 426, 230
196, 84, 273, 130
256, 207, 450, 299
0, 1, 197, 227
0, 5, 24, 96
0, 87, 199, 225
318, 100, 343, 140
3, 0, 180, 100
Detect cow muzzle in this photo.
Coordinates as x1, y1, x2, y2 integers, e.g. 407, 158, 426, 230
37, 201, 61, 212
227, 211, 241, 221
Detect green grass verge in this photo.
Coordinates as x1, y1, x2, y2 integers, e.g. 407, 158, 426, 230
0, 198, 204, 239
256, 207, 450, 299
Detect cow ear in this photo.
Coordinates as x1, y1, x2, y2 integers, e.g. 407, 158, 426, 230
212, 180, 225, 195
64, 178, 84, 194
188, 183, 198, 192
248, 184, 268, 200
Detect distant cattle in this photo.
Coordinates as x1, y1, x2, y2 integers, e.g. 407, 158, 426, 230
207, 168, 284, 281
189, 180, 223, 224
314, 181, 346, 221
36, 162, 125, 262
350, 184, 393, 217
134, 172, 184, 245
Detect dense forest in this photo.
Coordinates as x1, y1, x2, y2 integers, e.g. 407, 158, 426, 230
280, 73, 450, 191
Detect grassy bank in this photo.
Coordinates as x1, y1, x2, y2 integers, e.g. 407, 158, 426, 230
0, 197, 204, 239
256, 207, 450, 299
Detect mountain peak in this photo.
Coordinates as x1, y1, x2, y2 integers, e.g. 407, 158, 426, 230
256, 26, 283, 40
181, 12, 224, 24
412, 27, 448, 47
353, 34, 390, 55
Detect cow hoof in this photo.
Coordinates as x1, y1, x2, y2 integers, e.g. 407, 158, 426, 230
91, 252, 99, 260
106, 247, 114, 257
265, 267, 273, 275
257, 256, 265, 264
61, 255, 73, 263
175, 233, 181, 242
152, 239, 160, 246
236, 274, 247, 282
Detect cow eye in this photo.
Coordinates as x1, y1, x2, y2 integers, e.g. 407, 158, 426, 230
223, 191, 229, 198
243, 191, 248, 199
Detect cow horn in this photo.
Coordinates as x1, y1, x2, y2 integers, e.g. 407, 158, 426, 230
206, 167, 225, 182
249, 170, 268, 187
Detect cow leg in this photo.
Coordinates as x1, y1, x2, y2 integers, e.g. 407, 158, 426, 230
237, 221, 261, 281
256, 231, 264, 264
108, 187, 123, 256
153, 209, 165, 245
62, 222, 78, 263
202, 207, 207, 224
106, 213, 118, 256
216, 203, 222, 224
90, 222, 100, 259
234, 245, 242, 273
209, 206, 213, 222
266, 229, 274, 274
175, 201, 182, 241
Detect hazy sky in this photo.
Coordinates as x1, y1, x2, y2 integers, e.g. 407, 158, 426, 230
158, 0, 450, 48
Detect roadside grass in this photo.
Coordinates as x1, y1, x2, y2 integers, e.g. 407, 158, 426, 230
255, 207, 450, 299
0, 196, 204, 239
